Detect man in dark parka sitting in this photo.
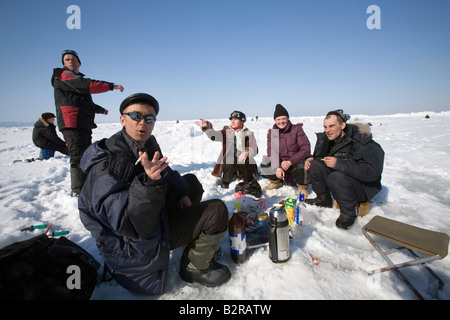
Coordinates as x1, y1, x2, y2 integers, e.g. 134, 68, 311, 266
78, 93, 231, 295
305, 109, 385, 230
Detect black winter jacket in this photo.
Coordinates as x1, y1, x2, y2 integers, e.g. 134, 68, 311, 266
78, 128, 189, 294
51, 67, 113, 131
312, 123, 384, 200
32, 118, 67, 150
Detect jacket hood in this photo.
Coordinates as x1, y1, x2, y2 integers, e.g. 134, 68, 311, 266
346, 123, 373, 145
34, 118, 49, 128
51, 67, 84, 86
81, 139, 109, 174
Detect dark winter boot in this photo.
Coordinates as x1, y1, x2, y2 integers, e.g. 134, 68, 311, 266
336, 206, 358, 230
305, 193, 333, 208
70, 163, 86, 196
179, 232, 231, 287
220, 180, 230, 189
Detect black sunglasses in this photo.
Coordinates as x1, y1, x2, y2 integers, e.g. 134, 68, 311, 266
123, 112, 157, 124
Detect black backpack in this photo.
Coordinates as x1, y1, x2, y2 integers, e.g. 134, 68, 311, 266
0, 234, 100, 300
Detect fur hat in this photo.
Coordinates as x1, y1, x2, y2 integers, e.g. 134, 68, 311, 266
119, 93, 160, 115
62, 50, 81, 64
41, 112, 56, 121
274, 104, 289, 119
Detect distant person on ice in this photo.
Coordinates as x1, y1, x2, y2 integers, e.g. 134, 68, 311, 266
51, 49, 124, 196
195, 111, 259, 192
305, 109, 384, 229
79, 93, 231, 295
32, 112, 69, 159
260, 104, 311, 197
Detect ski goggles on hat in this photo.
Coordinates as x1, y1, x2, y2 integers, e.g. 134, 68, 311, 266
229, 111, 246, 122
326, 109, 350, 122
123, 112, 157, 124
62, 49, 79, 56
61, 50, 81, 64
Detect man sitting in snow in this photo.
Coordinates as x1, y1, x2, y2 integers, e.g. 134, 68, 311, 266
32, 112, 68, 159
195, 111, 259, 189
260, 104, 311, 197
78, 93, 231, 295
304, 109, 384, 229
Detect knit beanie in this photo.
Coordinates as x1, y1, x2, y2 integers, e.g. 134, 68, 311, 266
274, 104, 289, 119
62, 50, 81, 64
41, 112, 56, 121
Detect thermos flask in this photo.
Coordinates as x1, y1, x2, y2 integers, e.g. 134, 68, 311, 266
268, 204, 290, 263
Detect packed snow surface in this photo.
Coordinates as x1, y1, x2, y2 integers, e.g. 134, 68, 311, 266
1, 111, 449, 300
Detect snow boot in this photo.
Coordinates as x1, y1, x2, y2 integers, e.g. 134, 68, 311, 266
297, 184, 309, 199
70, 163, 86, 196
179, 232, 231, 287
220, 180, 230, 189
305, 193, 332, 208
336, 206, 358, 230
263, 180, 282, 191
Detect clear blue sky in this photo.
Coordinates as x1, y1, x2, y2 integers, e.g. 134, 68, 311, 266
1, 0, 449, 123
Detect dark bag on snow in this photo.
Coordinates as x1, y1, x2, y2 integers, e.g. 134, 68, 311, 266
0, 234, 100, 300
235, 180, 262, 198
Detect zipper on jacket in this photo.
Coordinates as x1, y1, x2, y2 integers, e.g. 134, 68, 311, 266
125, 238, 131, 257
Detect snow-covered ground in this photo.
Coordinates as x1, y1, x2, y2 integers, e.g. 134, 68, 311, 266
1, 111, 449, 300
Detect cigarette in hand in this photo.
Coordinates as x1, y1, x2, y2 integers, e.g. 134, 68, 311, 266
135, 154, 144, 165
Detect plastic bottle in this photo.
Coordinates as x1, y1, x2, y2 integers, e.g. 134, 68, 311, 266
228, 209, 247, 263
296, 193, 306, 230
291, 193, 305, 238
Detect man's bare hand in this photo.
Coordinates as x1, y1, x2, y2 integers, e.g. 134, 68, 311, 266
140, 151, 169, 180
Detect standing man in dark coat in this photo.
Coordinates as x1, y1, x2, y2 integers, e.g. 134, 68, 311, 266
305, 109, 384, 229
51, 50, 124, 196
32, 112, 68, 158
79, 93, 231, 295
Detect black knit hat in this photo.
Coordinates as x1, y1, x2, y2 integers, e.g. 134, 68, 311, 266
119, 93, 160, 115
41, 112, 56, 121
61, 50, 81, 64
274, 104, 289, 119
229, 110, 246, 122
